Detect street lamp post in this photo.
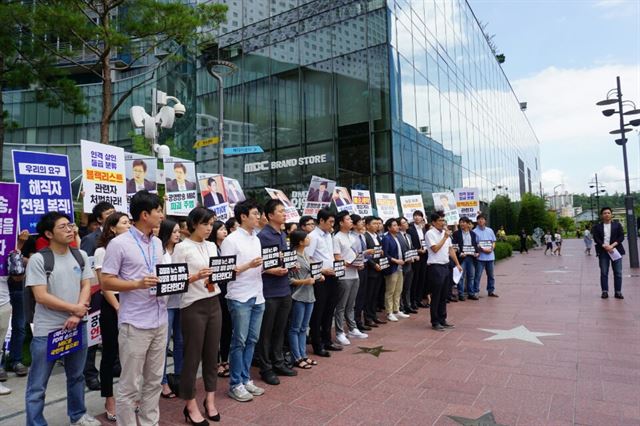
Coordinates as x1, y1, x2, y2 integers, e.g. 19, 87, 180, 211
596, 76, 640, 268
589, 173, 606, 214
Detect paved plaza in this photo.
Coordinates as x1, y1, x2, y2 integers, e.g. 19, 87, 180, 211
1, 239, 639, 425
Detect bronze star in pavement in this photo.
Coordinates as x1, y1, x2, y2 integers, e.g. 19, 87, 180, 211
447, 411, 505, 426
354, 346, 393, 357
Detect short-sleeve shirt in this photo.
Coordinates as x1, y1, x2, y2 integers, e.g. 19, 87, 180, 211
289, 252, 316, 303
172, 238, 220, 309
25, 249, 94, 336
332, 231, 359, 280
220, 227, 264, 304
305, 227, 334, 270
426, 228, 450, 265
258, 224, 290, 298
473, 226, 496, 261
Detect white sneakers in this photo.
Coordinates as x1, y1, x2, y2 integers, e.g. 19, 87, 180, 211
336, 333, 351, 345
244, 381, 265, 396
0, 383, 11, 395
387, 313, 399, 322
348, 329, 368, 339
395, 311, 410, 319
228, 384, 254, 402
70, 414, 101, 426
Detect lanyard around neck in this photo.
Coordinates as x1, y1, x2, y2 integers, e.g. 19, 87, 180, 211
130, 229, 156, 274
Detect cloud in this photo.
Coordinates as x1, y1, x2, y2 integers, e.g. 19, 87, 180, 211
512, 64, 640, 194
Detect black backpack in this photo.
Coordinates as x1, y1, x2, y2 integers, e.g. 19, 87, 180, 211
24, 247, 85, 324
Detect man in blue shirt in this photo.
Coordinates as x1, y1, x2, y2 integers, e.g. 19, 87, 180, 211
256, 199, 296, 385
472, 214, 499, 297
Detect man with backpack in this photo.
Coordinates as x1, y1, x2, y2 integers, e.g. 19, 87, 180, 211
24, 212, 100, 426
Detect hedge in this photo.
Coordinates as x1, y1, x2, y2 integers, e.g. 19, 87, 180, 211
502, 235, 534, 252
495, 241, 513, 261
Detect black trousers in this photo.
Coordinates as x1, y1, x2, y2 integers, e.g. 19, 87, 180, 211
309, 276, 337, 350
354, 269, 368, 326
427, 264, 449, 326
218, 283, 232, 363
364, 272, 382, 321
411, 256, 428, 304
256, 295, 292, 374
520, 240, 528, 253
99, 295, 119, 398
84, 292, 102, 383
401, 265, 414, 311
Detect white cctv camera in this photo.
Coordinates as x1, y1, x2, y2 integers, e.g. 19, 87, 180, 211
156, 106, 175, 129
173, 102, 186, 117
130, 106, 148, 128
153, 144, 171, 159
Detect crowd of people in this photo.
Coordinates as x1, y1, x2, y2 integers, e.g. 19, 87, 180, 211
0, 191, 501, 425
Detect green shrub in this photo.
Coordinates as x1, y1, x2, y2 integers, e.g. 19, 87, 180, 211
504, 235, 534, 252
495, 241, 512, 261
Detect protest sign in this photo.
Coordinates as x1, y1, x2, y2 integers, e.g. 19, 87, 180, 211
374, 193, 399, 222
223, 177, 246, 206
265, 188, 300, 223
0, 183, 19, 277
209, 256, 237, 285
462, 245, 476, 255
12, 151, 74, 234
399, 195, 425, 221
333, 260, 345, 278
351, 189, 373, 216
432, 191, 459, 224
378, 257, 390, 270
304, 176, 336, 217
282, 250, 297, 269
155, 263, 189, 296
478, 240, 494, 251
198, 173, 231, 221
351, 252, 365, 268
262, 245, 280, 270
310, 262, 323, 280
87, 310, 102, 347
454, 187, 479, 221
332, 187, 355, 213
47, 327, 83, 362
125, 153, 157, 195
404, 249, 419, 262
81, 140, 127, 213
164, 158, 198, 216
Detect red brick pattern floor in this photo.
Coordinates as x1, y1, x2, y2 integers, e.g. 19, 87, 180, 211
98, 240, 640, 425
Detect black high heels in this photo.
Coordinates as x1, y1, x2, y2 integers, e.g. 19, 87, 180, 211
183, 406, 209, 426
203, 399, 221, 422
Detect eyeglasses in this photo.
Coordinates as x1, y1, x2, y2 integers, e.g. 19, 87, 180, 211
55, 223, 75, 230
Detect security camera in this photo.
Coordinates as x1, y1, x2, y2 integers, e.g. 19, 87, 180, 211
153, 144, 171, 159
130, 106, 148, 128
173, 102, 186, 117
156, 106, 175, 129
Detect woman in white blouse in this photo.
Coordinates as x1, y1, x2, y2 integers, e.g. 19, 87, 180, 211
172, 207, 222, 424
94, 212, 130, 422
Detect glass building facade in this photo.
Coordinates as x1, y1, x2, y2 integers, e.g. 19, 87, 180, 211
2, 0, 540, 210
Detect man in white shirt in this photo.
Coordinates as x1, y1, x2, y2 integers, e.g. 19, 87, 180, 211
426, 211, 462, 331
220, 200, 266, 402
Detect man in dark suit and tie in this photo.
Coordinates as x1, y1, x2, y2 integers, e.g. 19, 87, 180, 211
126, 159, 155, 193
363, 216, 386, 327
202, 177, 226, 208
165, 162, 196, 192
407, 210, 428, 309
592, 206, 625, 299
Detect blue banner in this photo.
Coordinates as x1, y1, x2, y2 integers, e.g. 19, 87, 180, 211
46, 326, 84, 362
223, 146, 264, 156
12, 150, 74, 234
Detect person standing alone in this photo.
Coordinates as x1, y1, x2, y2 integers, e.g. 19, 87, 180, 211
592, 207, 625, 299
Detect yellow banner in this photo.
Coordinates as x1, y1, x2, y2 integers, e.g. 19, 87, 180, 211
193, 136, 220, 149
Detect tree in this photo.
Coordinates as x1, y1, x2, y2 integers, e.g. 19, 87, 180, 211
0, 2, 87, 165
558, 216, 575, 235
32, 0, 227, 144
518, 193, 548, 234
489, 195, 518, 234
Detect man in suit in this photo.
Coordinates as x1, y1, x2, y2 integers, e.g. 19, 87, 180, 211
407, 210, 428, 309
452, 217, 479, 301
308, 182, 331, 202
126, 159, 155, 194
592, 206, 625, 299
363, 217, 386, 327
334, 188, 351, 208
203, 177, 226, 207
381, 218, 406, 322
398, 217, 417, 315
165, 162, 196, 192
80, 201, 115, 392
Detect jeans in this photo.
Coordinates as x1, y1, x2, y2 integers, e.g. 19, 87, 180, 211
227, 298, 265, 388
26, 325, 89, 425
598, 254, 623, 292
161, 308, 184, 385
459, 256, 476, 296
474, 260, 495, 294
288, 301, 314, 361
7, 283, 25, 367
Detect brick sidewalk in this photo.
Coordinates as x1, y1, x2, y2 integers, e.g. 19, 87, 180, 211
2, 239, 638, 425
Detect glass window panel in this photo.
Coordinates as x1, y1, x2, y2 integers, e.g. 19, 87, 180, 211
303, 61, 333, 143
273, 69, 301, 148
374, 131, 391, 173
369, 45, 390, 131
335, 50, 369, 134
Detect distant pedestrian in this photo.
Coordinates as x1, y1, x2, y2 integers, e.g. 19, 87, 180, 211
519, 228, 528, 253
591, 207, 625, 299
583, 228, 593, 255
544, 231, 553, 255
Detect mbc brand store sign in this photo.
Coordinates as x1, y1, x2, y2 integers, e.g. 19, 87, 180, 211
244, 154, 328, 173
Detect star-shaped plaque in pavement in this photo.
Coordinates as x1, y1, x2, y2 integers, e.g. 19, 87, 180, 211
448, 411, 505, 426
478, 325, 562, 345
354, 345, 393, 357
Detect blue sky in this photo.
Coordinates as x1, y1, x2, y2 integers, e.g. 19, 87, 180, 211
470, 0, 640, 195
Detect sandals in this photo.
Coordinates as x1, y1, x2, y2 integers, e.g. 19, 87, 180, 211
217, 362, 230, 378
294, 359, 312, 369
105, 410, 116, 422
305, 358, 318, 366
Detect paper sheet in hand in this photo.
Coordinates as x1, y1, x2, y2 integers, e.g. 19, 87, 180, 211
608, 248, 622, 261
452, 267, 463, 284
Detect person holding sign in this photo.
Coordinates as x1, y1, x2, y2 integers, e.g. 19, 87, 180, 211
472, 214, 499, 298
288, 230, 322, 369
220, 200, 266, 403
398, 217, 418, 315
426, 211, 463, 331
100, 191, 166, 425
256, 200, 296, 386
381, 218, 406, 322
408, 211, 429, 310
451, 217, 479, 301
25, 212, 100, 426
363, 217, 386, 327
172, 207, 223, 423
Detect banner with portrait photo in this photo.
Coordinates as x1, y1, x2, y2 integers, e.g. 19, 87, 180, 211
125, 153, 157, 195
351, 189, 373, 216
81, 139, 127, 214
374, 193, 399, 222
332, 186, 355, 213
198, 173, 230, 221
454, 187, 479, 222
303, 176, 336, 217
223, 177, 246, 207
265, 188, 300, 223
0, 183, 19, 277
164, 157, 197, 216
432, 191, 459, 224
399, 195, 425, 221
12, 150, 74, 234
